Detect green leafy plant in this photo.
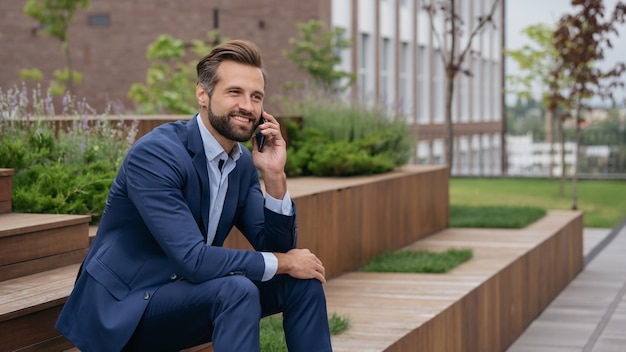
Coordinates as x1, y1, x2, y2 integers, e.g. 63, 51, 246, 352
282, 95, 414, 177
361, 249, 473, 274
283, 19, 355, 93
1, 85, 137, 223
260, 313, 350, 352
23, 0, 90, 96
128, 31, 222, 114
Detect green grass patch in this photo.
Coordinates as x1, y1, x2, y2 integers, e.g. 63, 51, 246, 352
450, 178, 626, 228
260, 313, 349, 352
450, 205, 546, 228
360, 248, 473, 274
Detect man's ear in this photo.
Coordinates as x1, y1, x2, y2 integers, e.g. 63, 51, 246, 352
196, 84, 208, 108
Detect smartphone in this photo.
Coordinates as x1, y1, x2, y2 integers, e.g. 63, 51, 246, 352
255, 108, 265, 152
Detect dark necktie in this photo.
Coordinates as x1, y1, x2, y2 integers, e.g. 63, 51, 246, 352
218, 159, 225, 172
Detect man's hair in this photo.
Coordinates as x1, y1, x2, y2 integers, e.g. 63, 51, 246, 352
196, 39, 267, 96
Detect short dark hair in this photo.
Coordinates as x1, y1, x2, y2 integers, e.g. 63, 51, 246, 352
196, 39, 267, 96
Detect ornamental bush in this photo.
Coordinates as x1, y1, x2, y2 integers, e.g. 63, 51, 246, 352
282, 94, 414, 177
0, 84, 138, 223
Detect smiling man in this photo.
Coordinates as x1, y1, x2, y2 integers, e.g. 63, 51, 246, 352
55, 40, 332, 352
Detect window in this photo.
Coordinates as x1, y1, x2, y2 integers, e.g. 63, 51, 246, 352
381, 37, 392, 104
399, 42, 412, 118
433, 50, 443, 123
88, 13, 110, 27
417, 45, 429, 124
359, 33, 371, 102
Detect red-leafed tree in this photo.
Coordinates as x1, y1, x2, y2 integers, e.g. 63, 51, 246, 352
550, 0, 626, 209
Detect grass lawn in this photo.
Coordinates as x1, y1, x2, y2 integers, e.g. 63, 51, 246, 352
361, 249, 473, 273
450, 177, 626, 228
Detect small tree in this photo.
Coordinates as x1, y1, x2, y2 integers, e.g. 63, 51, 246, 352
551, 0, 626, 209
507, 23, 573, 182
283, 20, 355, 94
24, 0, 90, 96
423, 0, 502, 173
128, 32, 220, 114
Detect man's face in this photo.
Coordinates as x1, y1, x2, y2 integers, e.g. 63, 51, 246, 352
205, 60, 265, 142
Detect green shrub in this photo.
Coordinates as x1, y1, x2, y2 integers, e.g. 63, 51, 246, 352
280, 94, 414, 177
12, 161, 115, 222
1, 85, 137, 223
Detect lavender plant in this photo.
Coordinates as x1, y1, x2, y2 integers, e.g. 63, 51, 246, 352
0, 84, 138, 223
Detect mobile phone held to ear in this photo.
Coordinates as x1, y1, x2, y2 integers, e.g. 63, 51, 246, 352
255, 109, 265, 152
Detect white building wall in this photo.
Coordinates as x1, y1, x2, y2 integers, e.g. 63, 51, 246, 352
330, 0, 504, 176
332, 0, 353, 95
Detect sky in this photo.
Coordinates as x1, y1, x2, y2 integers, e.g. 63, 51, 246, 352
505, 0, 626, 105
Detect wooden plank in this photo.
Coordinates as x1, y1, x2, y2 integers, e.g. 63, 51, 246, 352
0, 305, 67, 352
0, 223, 89, 266
0, 200, 10, 214
0, 169, 12, 214
14, 335, 73, 352
0, 248, 87, 282
0, 213, 91, 238
0, 264, 80, 322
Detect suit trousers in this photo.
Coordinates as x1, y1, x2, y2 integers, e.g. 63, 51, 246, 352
121, 274, 332, 352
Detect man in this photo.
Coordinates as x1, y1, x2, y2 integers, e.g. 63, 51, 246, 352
56, 40, 332, 352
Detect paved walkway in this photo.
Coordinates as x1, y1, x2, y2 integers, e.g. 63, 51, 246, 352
507, 220, 626, 351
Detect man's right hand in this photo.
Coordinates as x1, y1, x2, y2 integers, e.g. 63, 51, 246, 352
274, 249, 326, 283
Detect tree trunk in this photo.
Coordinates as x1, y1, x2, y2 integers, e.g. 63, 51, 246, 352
547, 109, 555, 180
445, 73, 455, 175
64, 41, 75, 96
572, 108, 581, 210
558, 119, 566, 196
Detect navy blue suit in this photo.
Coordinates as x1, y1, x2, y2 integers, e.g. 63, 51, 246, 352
56, 117, 331, 351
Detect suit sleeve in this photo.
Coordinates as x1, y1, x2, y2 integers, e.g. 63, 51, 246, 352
230, 155, 298, 253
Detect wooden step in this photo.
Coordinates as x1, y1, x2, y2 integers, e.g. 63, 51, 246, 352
0, 213, 91, 282
0, 264, 80, 352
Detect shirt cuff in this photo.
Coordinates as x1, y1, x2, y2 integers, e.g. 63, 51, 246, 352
265, 190, 294, 216
260, 252, 278, 281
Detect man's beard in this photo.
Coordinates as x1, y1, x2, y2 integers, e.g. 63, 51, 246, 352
207, 101, 259, 142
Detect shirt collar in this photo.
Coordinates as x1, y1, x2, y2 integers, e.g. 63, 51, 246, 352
196, 114, 242, 163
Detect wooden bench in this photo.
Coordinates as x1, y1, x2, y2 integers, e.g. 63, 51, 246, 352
326, 210, 583, 351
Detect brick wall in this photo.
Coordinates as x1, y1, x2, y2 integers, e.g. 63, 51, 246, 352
0, 0, 330, 114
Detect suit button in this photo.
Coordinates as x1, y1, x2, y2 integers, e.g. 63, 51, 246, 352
143, 292, 150, 300
170, 274, 178, 280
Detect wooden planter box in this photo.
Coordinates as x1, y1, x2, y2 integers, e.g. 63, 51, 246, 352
0, 169, 14, 214
224, 165, 450, 279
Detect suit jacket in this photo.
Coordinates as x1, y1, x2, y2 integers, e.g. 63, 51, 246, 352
56, 116, 297, 352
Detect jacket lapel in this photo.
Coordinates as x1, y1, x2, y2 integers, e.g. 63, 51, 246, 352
186, 116, 211, 238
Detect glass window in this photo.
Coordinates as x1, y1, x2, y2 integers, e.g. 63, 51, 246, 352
359, 33, 371, 102
88, 13, 110, 27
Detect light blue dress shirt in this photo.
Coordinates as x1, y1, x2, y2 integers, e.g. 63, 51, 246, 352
196, 114, 293, 281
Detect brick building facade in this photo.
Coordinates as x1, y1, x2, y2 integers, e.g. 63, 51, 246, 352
0, 0, 327, 112
0, 0, 506, 175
